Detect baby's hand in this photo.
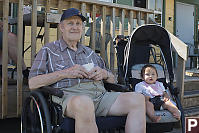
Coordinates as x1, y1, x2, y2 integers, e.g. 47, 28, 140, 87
163, 97, 169, 102
163, 92, 170, 102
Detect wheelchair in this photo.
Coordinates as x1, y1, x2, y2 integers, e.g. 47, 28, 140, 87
21, 83, 129, 133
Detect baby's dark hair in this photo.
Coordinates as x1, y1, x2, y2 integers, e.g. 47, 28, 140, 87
140, 64, 158, 78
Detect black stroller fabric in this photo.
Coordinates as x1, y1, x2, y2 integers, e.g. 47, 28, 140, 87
124, 25, 174, 82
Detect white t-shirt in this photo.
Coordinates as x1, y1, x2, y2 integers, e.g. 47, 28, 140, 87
135, 81, 165, 98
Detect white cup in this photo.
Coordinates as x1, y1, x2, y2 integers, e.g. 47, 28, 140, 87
82, 63, 94, 72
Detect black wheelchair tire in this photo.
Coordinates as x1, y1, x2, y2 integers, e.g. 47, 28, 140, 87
21, 91, 52, 133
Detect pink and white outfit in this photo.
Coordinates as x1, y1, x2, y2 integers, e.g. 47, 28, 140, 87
135, 81, 166, 98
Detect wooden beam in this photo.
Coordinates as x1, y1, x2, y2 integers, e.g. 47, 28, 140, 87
2, 0, 9, 119
100, 6, 106, 62
44, 0, 50, 44
0, 0, 154, 15
57, 0, 63, 39
110, 7, 116, 72
31, 0, 37, 65
70, 1, 74, 8
176, 56, 185, 102
90, 4, 96, 50
145, 13, 149, 24
137, 11, 141, 26
17, 0, 23, 117
119, 9, 125, 35
128, 10, 134, 35
81, 3, 86, 45
72, 0, 153, 13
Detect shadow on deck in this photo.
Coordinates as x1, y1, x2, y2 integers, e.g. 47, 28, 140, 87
0, 118, 20, 133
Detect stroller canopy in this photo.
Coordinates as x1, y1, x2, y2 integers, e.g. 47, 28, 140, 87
124, 24, 187, 81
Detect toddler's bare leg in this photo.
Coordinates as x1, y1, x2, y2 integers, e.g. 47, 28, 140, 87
146, 100, 161, 122
163, 100, 180, 120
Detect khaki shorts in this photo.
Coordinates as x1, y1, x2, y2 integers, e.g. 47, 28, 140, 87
52, 81, 120, 116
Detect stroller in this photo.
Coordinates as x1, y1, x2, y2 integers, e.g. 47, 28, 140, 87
114, 24, 185, 133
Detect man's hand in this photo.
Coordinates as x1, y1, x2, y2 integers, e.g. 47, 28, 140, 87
88, 66, 107, 81
64, 64, 89, 79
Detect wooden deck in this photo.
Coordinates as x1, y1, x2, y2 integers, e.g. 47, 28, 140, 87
0, 80, 29, 118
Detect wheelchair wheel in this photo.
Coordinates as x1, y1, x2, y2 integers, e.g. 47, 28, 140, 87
21, 91, 52, 133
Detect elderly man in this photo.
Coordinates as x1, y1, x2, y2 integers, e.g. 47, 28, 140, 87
29, 8, 146, 133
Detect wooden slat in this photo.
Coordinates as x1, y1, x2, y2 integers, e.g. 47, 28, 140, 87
70, 1, 74, 8
44, 0, 50, 44
176, 56, 185, 102
137, 11, 141, 26
90, 4, 96, 50
128, 10, 134, 35
119, 9, 125, 35
57, 0, 63, 39
110, 7, 116, 72
31, 0, 37, 65
100, 6, 106, 62
17, 0, 23, 116
2, 0, 9, 118
145, 0, 149, 24
145, 13, 149, 24
81, 3, 86, 45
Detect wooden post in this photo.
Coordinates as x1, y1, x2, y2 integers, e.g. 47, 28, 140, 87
31, 0, 37, 64
137, 11, 141, 26
2, 0, 9, 119
145, 13, 149, 24
17, 0, 23, 116
57, 0, 63, 39
100, 6, 106, 62
110, 7, 116, 73
90, 4, 96, 50
128, 10, 134, 35
176, 56, 185, 102
119, 9, 125, 35
81, 3, 86, 45
145, 0, 149, 24
70, 1, 74, 8
44, 0, 50, 44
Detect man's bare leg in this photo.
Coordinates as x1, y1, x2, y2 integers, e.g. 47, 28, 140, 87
108, 92, 146, 133
65, 95, 98, 133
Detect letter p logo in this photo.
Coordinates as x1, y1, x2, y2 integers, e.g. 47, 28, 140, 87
188, 119, 198, 131
186, 117, 199, 133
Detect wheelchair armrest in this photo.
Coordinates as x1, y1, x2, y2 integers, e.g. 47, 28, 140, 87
104, 82, 130, 92
39, 86, 64, 98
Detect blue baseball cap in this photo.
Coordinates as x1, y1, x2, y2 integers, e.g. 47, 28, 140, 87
60, 8, 86, 22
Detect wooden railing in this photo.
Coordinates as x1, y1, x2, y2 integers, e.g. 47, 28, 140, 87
0, 0, 155, 118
